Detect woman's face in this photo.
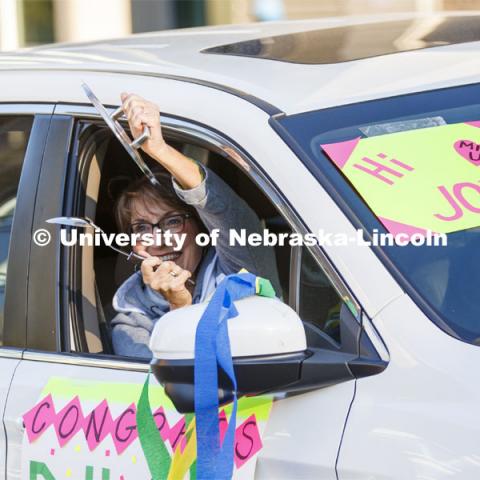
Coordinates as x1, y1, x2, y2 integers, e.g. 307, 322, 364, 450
129, 196, 203, 276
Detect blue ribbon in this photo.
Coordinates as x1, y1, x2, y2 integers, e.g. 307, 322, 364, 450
194, 272, 257, 479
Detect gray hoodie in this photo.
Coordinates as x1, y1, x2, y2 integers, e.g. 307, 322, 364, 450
111, 165, 281, 359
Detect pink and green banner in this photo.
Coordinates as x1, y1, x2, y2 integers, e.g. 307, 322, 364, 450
321, 121, 480, 237
22, 377, 273, 479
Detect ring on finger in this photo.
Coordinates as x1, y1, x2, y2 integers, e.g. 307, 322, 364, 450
169, 265, 182, 278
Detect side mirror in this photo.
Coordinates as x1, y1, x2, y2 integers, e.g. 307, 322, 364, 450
151, 296, 306, 359
151, 297, 387, 413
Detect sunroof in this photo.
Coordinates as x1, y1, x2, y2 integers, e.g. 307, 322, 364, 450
203, 16, 480, 64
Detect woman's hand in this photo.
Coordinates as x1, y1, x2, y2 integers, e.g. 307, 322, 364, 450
140, 255, 193, 310
120, 92, 168, 159
119, 92, 203, 189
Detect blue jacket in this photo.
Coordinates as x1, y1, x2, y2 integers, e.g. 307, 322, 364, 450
111, 165, 281, 358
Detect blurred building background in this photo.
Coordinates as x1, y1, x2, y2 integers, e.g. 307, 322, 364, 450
0, 0, 479, 51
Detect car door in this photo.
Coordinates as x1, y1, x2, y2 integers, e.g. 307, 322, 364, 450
0, 104, 53, 480
3, 77, 389, 480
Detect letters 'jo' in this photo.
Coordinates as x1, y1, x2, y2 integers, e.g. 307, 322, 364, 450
321, 121, 480, 236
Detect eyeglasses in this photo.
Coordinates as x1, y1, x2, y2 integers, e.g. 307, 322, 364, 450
130, 213, 192, 236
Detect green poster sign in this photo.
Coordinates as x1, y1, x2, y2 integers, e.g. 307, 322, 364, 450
321, 121, 480, 236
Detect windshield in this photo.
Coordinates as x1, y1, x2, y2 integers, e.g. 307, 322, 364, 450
275, 82, 480, 345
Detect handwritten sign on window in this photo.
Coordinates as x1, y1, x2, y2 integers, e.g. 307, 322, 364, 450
321, 121, 480, 236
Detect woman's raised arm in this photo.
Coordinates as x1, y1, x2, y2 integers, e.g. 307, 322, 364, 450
121, 92, 203, 189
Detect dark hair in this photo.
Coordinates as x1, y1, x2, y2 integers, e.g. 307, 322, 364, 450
114, 168, 201, 233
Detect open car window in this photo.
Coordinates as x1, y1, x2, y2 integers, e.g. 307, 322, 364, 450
63, 118, 358, 359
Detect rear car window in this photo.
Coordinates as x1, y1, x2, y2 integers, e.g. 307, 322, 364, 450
0, 116, 33, 343
273, 82, 480, 345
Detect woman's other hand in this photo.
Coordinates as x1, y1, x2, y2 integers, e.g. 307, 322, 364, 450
120, 92, 167, 159
140, 254, 193, 310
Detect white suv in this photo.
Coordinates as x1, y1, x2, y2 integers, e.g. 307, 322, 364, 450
0, 12, 479, 480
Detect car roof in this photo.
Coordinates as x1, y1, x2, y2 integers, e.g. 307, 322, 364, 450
1, 12, 480, 115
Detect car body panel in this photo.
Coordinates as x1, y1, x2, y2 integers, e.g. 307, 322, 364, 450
4, 359, 149, 480
338, 293, 480, 479
0, 13, 479, 114
5, 356, 356, 479
256, 381, 355, 479
0, 355, 22, 480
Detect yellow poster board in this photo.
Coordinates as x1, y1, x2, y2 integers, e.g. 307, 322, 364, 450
321, 121, 480, 236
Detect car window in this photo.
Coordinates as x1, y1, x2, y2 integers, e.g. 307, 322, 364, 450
299, 247, 342, 345
59, 121, 289, 356
61, 118, 355, 358
0, 116, 33, 343
275, 82, 480, 346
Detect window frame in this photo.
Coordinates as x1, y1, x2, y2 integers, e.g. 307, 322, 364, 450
24, 103, 364, 370
25, 114, 75, 352
0, 105, 54, 354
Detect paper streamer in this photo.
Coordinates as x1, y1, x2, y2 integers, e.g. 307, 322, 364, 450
136, 373, 172, 480
168, 415, 197, 480
194, 272, 275, 480
135, 272, 275, 480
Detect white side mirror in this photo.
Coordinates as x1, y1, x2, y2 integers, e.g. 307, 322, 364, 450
150, 296, 307, 360
150, 296, 384, 414
150, 296, 308, 412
